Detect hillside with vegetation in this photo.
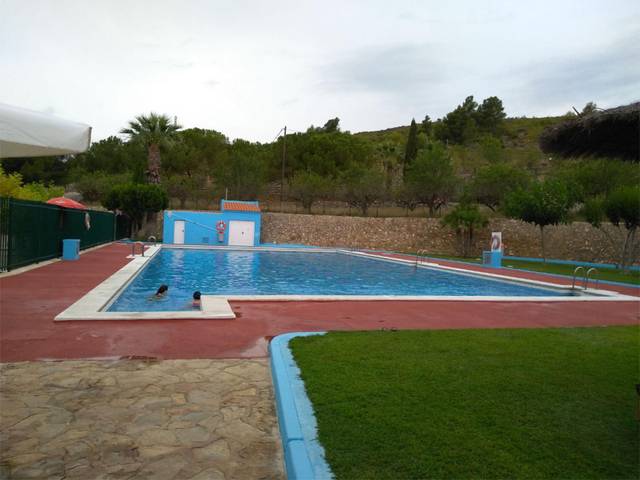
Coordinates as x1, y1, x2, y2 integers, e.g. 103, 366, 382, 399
0, 95, 571, 211
1, 97, 638, 266
355, 114, 563, 180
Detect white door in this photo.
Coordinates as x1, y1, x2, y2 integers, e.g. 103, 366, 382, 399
173, 220, 185, 244
228, 221, 255, 246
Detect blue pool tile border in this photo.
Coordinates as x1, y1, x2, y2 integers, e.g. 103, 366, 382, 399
270, 332, 334, 480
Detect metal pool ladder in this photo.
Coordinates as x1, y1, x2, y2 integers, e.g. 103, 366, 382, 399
585, 267, 599, 289
415, 249, 429, 268
572, 266, 599, 290
571, 266, 585, 290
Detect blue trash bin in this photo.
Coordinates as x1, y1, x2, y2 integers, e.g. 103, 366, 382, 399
482, 250, 503, 268
62, 239, 80, 261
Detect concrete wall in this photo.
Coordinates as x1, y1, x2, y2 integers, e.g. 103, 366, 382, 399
163, 210, 261, 246
261, 212, 633, 264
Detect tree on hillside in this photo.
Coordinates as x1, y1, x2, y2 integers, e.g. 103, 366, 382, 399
119, 113, 181, 184
442, 202, 488, 257
374, 141, 403, 191
159, 128, 229, 207
403, 119, 419, 176
322, 117, 340, 133
468, 163, 530, 211
279, 130, 371, 179
2, 156, 70, 186
306, 117, 341, 134
436, 96, 479, 145
583, 186, 640, 271
404, 142, 457, 216
165, 174, 206, 209
70, 136, 131, 174
420, 115, 433, 137
163, 128, 228, 176
103, 183, 168, 236
479, 135, 504, 164
289, 171, 330, 213
436, 95, 505, 144
68, 137, 146, 192
341, 165, 385, 216
394, 183, 421, 215
504, 179, 575, 261
218, 140, 267, 200
75, 172, 132, 202
550, 158, 640, 201
476, 96, 506, 135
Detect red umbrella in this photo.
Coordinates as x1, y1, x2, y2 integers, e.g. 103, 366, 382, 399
46, 197, 87, 210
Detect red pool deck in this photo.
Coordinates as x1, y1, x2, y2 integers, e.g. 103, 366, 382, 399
0, 243, 638, 362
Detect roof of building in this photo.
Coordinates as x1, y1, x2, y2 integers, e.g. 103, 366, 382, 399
539, 102, 639, 161
221, 201, 261, 212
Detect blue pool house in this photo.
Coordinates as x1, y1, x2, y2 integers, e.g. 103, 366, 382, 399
162, 200, 261, 246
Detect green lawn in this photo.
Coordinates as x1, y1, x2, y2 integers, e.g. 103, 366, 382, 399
502, 259, 640, 286
412, 252, 640, 286
291, 327, 639, 479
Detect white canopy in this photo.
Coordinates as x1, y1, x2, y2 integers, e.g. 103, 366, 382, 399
0, 103, 92, 158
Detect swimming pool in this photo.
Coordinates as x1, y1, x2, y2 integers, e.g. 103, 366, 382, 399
107, 248, 572, 312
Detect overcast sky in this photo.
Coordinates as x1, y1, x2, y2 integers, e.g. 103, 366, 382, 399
1, 0, 639, 143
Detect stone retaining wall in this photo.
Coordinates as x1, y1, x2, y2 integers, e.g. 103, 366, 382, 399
262, 212, 633, 264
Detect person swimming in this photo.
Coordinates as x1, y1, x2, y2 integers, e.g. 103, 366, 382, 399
154, 285, 168, 297
192, 291, 201, 308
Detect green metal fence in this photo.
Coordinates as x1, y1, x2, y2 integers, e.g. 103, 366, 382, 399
0, 197, 130, 271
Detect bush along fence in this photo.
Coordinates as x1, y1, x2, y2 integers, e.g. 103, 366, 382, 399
0, 197, 131, 272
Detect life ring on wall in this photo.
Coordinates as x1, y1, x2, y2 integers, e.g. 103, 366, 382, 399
216, 220, 226, 234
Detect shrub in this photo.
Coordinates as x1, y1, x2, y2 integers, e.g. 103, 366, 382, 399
442, 203, 488, 257
584, 186, 640, 270
504, 179, 575, 261
289, 171, 330, 213
0, 167, 63, 201
103, 184, 168, 234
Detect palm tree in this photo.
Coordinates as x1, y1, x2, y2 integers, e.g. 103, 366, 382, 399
120, 113, 181, 184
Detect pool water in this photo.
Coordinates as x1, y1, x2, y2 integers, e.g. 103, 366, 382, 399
107, 249, 570, 312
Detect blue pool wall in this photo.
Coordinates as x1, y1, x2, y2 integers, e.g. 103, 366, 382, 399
162, 205, 261, 246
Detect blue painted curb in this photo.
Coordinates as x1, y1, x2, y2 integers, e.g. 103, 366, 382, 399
270, 332, 333, 480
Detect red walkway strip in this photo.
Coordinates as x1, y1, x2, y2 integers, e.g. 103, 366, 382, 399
0, 244, 637, 362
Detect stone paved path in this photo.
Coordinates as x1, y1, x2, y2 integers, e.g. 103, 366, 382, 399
0, 359, 284, 479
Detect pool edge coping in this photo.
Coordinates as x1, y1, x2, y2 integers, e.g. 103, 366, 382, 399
269, 332, 333, 480
364, 251, 640, 290
55, 246, 237, 321
55, 246, 638, 321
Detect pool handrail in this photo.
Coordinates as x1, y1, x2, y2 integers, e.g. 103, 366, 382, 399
585, 267, 599, 290
415, 249, 429, 268
131, 241, 145, 257
572, 266, 585, 290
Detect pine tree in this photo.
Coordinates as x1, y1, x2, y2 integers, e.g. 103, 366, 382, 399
404, 119, 418, 177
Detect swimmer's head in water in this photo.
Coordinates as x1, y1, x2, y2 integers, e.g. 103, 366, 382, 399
156, 284, 168, 296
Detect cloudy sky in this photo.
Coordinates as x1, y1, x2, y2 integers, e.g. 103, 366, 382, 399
1, 0, 639, 143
